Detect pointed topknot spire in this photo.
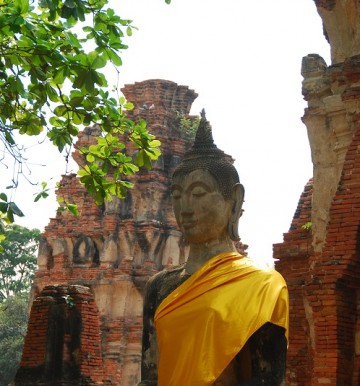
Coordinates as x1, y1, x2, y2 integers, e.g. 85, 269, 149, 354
173, 108, 240, 202
178, 108, 234, 165
193, 109, 215, 150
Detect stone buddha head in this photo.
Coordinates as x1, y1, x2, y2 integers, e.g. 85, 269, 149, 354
171, 110, 244, 245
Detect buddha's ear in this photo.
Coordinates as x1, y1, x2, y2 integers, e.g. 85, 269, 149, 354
228, 183, 245, 241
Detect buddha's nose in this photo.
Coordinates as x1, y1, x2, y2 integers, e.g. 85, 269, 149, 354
181, 209, 193, 218
180, 196, 194, 216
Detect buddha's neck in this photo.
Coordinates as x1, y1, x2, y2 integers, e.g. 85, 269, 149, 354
185, 237, 236, 275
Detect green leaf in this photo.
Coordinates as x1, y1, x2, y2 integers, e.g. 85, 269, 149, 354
54, 105, 68, 117
34, 193, 42, 202
67, 204, 78, 216
94, 21, 108, 33
73, 71, 87, 89
150, 139, 161, 148
4, 129, 15, 145
53, 67, 67, 84
88, 51, 106, 69
64, 31, 81, 47
0, 202, 8, 213
48, 128, 72, 152
143, 152, 152, 169
108, 49, 122, 66
15, 0, 30, 13
84, 72, 96, 93
45, 84, 60, 102
34, 182, 49, 202
69, 95, 84, 108
86, 154, 95, 162
8, 202, 24, 218
64, 0, 76, 8
135, 150, 145, 167
77, 165, 91, 177
124, 101, 134, 110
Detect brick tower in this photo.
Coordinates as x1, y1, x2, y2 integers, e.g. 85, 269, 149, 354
15, 80, 198, 385
274, 1, 360, 384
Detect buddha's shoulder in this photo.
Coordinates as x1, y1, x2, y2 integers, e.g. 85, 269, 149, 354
244, 258, 287, 285
145, 265, 189, 305
148, 264, 186, 284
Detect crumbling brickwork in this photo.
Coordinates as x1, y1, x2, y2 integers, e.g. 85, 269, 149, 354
274, 1, 360, 384
16, 285, 107, 385
15, 80, 198, 386
274, 181, 313, 385
276, 124, 360, 385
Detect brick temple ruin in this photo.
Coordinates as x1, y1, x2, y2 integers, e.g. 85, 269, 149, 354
14, 79, 198, 385
274, 0, 360, 385
14, 1, 360, 385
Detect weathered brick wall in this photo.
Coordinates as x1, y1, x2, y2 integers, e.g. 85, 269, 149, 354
16, 285, 107, 385
277, 125, 360, 385
274, 181, 313, 385
275, 2, 360, 382
306, 125, 360, 385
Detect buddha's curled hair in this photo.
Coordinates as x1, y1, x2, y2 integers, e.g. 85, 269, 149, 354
173, 109, 240, 200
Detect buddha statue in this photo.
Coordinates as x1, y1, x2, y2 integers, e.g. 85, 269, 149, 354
139, 110, 289, 386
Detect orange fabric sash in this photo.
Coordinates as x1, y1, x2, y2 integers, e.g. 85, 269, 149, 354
154, 252, 289, 386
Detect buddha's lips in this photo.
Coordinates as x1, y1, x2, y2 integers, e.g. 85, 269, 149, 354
181, 221, 196, 229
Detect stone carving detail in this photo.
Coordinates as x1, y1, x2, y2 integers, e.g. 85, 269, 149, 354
52, 238, 67, 257
37, 238, 52, 271
315, 0, 360, 63
73, 234, 98, 265
101, 234, 119, 266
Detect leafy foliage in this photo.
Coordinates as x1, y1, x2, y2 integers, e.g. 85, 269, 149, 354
0, 224, 40, 300
0, 294, 29, 386
0, 194, 24, 251
301, 221, 312, 231
0, 0, 163, 230
0, 225, 39, 383
176, 112, 200, 140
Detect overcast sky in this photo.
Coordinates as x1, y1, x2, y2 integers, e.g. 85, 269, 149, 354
5, 0, 331, 264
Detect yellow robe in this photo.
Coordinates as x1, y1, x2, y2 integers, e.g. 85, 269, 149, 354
154, 252, 289, 386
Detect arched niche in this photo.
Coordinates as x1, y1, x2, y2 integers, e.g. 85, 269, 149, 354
73, 235, 99, 266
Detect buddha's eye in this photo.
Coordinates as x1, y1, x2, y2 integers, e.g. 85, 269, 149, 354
171, 190, 181, 200
191, 187, 207, 197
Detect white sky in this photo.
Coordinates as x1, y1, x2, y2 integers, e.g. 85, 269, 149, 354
3, 0, 331, 264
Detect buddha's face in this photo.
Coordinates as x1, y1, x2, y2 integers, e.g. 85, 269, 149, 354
171, 169, 234, 244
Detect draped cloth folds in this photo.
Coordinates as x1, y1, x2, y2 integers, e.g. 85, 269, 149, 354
154, 252, 289, 386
